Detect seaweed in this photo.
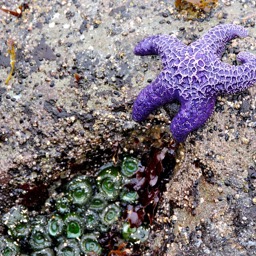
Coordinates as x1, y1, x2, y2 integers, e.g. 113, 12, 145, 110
5, 39, 16, 85
108, 243, 130, 256
0, 3, 29, 18
125, 141, 177, 228
175, 0, 218, 19
20, 183, 49, 211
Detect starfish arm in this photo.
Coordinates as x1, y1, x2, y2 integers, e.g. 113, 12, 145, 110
214, 52, 256, 94
134, 35, 185, 67
170, 97, 216, 142
192, 24, 248, 58
132, 72, 176, 122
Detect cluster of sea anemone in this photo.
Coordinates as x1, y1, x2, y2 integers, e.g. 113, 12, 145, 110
0, 157, 149, 256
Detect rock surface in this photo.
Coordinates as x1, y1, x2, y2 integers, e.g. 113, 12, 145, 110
0, 0, 255, 255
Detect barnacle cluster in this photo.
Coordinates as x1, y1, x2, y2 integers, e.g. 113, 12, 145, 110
0, 157, 149, 255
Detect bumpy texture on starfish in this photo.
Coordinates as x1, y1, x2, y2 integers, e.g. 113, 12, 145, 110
132, 24, 256, 142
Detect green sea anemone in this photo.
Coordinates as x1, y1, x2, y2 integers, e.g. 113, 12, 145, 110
100, 203, 121, 226
3, 205, 30, 238
67, 176, 92, 205
96, 164, 122, 200
89, 193, 107, 212
131, 226, 150, 242
121, 157, 139, 177
31, 248, 55, 256
122, 223, 149, 242
47, 215, 64, 237
56, 239, 80, 256
84, 210, 99, 230
64, 213, 83, 239
0, 237, 20, 256
80, 234, 102, 255
120, 188, 139, 203
55, 197, 70, 215
29, 225, 52, 250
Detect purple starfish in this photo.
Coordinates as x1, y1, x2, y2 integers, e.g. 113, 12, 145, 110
132, 24, 256, 142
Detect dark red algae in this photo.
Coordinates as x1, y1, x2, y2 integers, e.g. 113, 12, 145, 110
125, 140, 177, 228
20, 183, 49, 211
